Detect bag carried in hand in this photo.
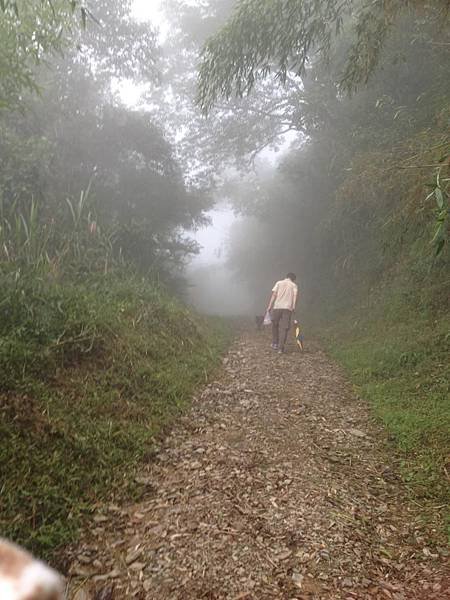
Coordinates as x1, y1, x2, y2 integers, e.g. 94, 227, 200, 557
263, 310, 272, 325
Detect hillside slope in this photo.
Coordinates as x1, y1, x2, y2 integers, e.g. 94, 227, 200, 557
0, 274, 231, 559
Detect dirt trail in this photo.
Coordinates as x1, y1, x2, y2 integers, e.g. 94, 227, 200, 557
67, 331, 448, 599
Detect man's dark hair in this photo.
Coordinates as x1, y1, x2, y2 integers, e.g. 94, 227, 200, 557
286, 272, 296, 281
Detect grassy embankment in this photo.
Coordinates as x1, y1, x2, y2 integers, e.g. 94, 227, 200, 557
0, 273, 231, 560
317, 286, 450, 536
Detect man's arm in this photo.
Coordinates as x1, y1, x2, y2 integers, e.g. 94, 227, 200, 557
291, 287, 298, 312
267, 291, 277, 312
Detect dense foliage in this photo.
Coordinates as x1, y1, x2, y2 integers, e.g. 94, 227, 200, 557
0, 0, 228, 556
0, 0, 207, 279
0, 0, 76, 109
197, 0, 449, 112
198, 2, 450, 311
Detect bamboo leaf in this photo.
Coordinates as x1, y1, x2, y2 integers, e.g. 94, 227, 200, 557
434, 187, 444, 210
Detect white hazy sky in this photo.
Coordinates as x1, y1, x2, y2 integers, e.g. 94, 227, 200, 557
132, 0, 165, 27
117, 2, 166, 105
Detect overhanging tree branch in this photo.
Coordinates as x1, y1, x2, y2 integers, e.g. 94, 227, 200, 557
196, 0, 449, 114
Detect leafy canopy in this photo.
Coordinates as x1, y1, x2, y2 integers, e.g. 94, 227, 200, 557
197, 0, 449, 113
0, 0, 79, 109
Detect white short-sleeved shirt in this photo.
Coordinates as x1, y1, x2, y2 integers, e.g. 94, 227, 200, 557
272, 278, 298, 310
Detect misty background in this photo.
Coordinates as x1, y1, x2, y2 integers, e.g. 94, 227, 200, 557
130, 0, 449, 320
1, 0, 448, 323
124, 1, 304, 317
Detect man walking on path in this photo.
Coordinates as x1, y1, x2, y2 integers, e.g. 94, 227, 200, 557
267, 272, 298, 354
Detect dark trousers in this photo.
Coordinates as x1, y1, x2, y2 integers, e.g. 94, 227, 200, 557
271, 309, 293, 351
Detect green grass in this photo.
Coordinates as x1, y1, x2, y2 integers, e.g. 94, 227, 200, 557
0, 273, 232, 560
317, 302, 450, 535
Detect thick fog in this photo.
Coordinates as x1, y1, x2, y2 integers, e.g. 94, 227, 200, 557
1, 0, 448, 322
186, 208, 255, 316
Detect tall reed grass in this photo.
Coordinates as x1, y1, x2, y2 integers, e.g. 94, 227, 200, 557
0, 186, 118, 278
0, 189, 124, 389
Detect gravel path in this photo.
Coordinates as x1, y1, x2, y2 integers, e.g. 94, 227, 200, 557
67, 331, 449, 599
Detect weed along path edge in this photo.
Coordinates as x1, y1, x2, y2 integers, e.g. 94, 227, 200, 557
67, 330, 449, 599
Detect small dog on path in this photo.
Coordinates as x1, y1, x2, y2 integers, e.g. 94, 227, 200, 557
0, 538, 64, 600
294, 320, 305, 351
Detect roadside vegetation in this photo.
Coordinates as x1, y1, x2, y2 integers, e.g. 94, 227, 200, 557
0, 196, 231, 559
0, 0, 231, 559
318, 287, 449, 519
